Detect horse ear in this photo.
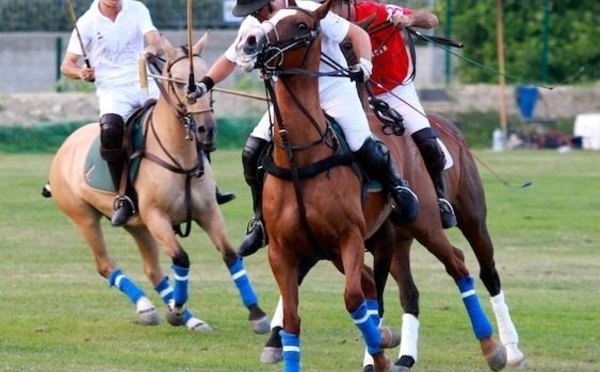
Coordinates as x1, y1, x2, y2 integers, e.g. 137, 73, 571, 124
192, 31, 210, 56
161, 35, 178, 62
314, 0, 335, 21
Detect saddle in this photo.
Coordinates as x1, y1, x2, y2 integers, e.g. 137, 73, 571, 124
83, 99, 157, 193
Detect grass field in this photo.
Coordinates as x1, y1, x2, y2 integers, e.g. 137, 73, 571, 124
0, 149, 598, 372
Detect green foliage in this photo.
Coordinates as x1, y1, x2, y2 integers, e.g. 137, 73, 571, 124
439, 0, 600, 84
0, 122, 86, 153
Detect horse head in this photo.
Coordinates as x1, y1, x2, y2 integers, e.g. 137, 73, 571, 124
235, 0, 336, 74
158, 34, 215, 145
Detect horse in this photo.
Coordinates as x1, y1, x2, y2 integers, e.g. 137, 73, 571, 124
45, 33, 269, 335
365, 114, 525, 371
332, 10, 525, 369
236, 0, 506, 371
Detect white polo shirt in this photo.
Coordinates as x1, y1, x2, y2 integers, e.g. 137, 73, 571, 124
67, 0, 157, 90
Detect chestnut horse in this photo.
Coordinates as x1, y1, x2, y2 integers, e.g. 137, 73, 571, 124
46, 34, 269, 334
236, 0, 506, 371
333, 10, 525, 369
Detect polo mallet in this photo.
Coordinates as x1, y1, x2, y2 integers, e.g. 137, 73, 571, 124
186, 0, 196, 102
66, 0, 94, 82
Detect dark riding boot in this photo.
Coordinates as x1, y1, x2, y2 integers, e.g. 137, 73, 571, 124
412, 127, 457, 229
100, 113, 134, 227
354, 137, 419, 223
237, 136, 270, 257
205, 151, 236, 205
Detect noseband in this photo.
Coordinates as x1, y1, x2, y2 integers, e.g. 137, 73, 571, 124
255, 8, 321, 74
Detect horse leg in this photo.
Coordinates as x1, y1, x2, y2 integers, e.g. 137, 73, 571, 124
197, 206, 269, 334
124, 225, 212, 332
74, 215, 159, 325
456, 206, 525, 367
260, 256, 320, 364
416, 229, 506, 371
339, 231, 400, 372
362, 221, 399, 372
142, 214, 191, 326
388, 237, 421, 371
267, 241, 302, 372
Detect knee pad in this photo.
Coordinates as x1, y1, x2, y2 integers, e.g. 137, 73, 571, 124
412, 128, 446, 173
99, 113, 125, 152
242, 136, 269, 180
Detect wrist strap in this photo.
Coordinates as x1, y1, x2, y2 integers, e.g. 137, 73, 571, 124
200, 76, 215, 91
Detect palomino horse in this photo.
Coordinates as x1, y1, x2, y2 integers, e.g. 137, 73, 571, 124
46, 34, 269, 334
236, 0, 505, 371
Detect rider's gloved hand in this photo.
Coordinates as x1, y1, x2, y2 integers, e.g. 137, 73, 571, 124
237, 55, 257, 73
350, 57, 373, 83
186, 76, 215, 104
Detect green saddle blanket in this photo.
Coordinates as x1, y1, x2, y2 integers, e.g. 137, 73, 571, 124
83, 112, 147, 192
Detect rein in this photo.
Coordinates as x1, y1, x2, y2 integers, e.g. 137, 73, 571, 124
255, 7, 354, 252
137, 52, 210, 237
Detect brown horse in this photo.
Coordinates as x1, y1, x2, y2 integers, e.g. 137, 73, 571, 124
46, 33, 269, 334
332, 8, 525, 369
236, 0, 506, 371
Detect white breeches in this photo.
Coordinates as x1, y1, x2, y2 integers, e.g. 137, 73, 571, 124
250, 83, 372, 152
376, 81, 430, 135
97, 81, 159, 121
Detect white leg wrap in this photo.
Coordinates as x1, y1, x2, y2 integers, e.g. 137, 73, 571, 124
398, 313, 419, 362
271, 295, 284, 329
490, 291, 519, 345
491, 291, 525, 364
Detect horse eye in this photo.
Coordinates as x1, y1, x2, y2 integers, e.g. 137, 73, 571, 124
342, 42, 353, 51
174, 82, 185, 90
297, 22, 307, 31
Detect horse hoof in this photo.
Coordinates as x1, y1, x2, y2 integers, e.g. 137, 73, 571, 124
380, 326, 401, 348
505, 344, 527, 369
484, 341, 507, 371
185, 316, 213, 332
136, 297, 160, 325
260, 346, 283, 364
166, 300, 186, 327
251, 314, 271, 334
363, 365, 375, 372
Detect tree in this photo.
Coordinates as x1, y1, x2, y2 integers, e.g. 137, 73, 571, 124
438, 0, 600, 85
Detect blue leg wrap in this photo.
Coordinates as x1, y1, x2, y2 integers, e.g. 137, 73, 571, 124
171, 264, 189, 306
457, 276, 493, 340
280, 330, 301, 372
155, 276, 194, 322
108, 268, 144, 304
366, 299, 381, 327
351, 301, 382, 355
228, 257, 258, 307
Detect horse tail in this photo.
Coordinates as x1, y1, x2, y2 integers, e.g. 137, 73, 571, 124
41, 182, 52, 198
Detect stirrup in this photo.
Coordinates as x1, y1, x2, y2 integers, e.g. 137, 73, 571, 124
237, 218, 267, 257
113, 195, 137, 215
438, 198, 457, 229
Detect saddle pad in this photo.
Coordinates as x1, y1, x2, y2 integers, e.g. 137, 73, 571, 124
83, 117, 145, 192
438, 138, 454, 170
84, 136, 115, 192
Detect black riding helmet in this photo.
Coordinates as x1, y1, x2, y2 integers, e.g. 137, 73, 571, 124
232, 0, 272, 17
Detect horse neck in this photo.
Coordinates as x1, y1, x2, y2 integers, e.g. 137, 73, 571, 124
272, 73, 330, 166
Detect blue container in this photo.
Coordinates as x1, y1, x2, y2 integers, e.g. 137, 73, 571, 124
516, 85, 539, 120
